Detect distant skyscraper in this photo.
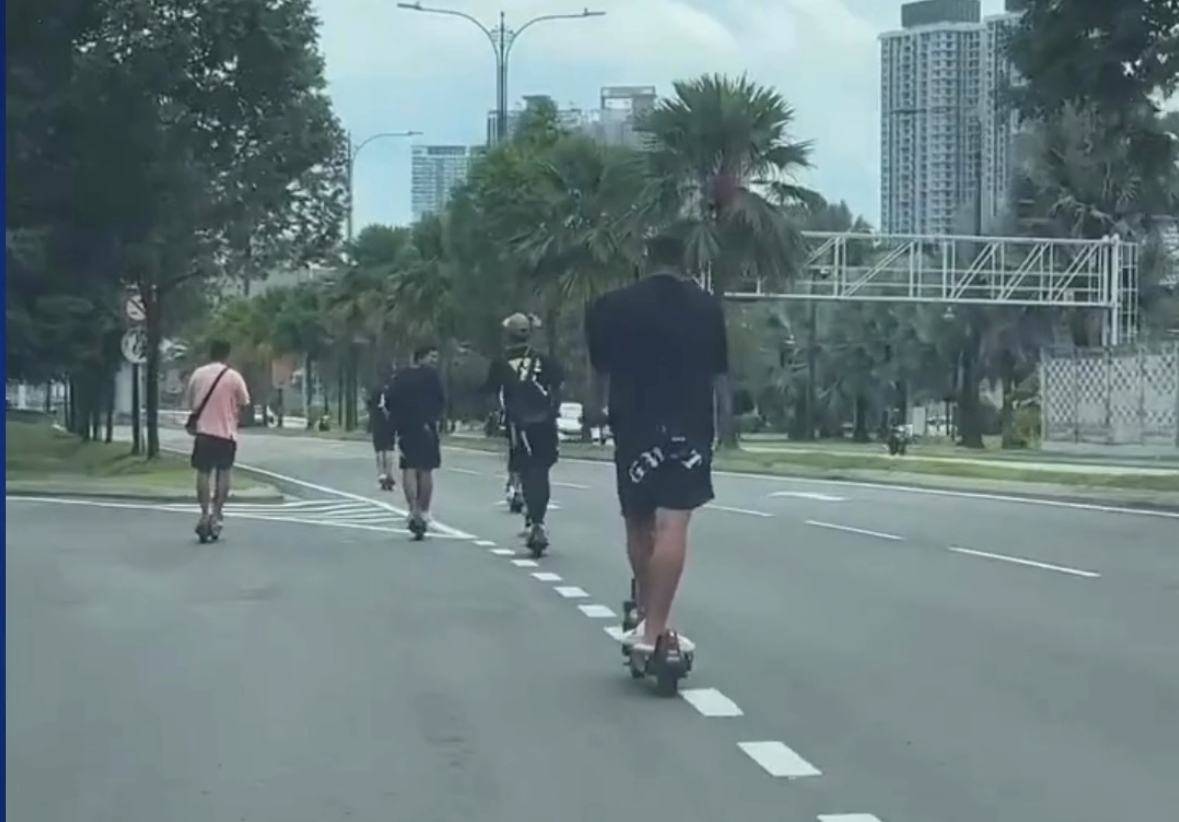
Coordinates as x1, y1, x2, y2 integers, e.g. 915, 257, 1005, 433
486, 86, 658, 149
586, 85, 657, 148
410, 145, 474, 220
979, 8, 1022, 229
879, 0, 983, 235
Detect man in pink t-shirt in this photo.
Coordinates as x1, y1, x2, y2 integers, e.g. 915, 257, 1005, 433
184, 339, 250, 533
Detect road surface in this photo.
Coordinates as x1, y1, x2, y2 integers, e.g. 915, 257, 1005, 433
6, 428, 1178, 822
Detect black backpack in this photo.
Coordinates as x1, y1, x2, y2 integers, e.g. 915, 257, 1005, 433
505, 350, 552, 426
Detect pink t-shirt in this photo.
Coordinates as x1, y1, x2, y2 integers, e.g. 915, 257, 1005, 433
185, 362, 250, 441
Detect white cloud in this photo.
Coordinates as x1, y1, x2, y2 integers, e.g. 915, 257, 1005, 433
315, 0, 890, 228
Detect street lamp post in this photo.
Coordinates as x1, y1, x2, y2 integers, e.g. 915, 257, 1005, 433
346, 130, 422, 240
396, 3, 605, 144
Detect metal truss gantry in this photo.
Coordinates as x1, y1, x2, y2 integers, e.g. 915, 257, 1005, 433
722, 232, 1140, 345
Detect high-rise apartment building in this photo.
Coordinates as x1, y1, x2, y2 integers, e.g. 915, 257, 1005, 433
486, 86, 658, 149
880, 0, 1025, 235
979, 8, 1022, 228
584, 85, 658, 148
880, 0, 983, 236
410, 144, 475, 220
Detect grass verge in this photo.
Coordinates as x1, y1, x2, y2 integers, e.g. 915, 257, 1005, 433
5, 417, 262, 491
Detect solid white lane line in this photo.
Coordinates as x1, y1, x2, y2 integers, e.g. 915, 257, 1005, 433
578, 604, 616, 618
806, 519, 903, 541
948, 546, 1100, 578
707, 503, 773, 517
680, 688, 743, 717
489, 548, 516, 556
737, 741, 822, 778
3, 497, 469, 537
474, 539, 496, 547
531, 571, 562, 582
448, 467, 482, 475
554, 586, 588, 598
770, 491, 847, 502
818, 815, 884, 821
552, 480, 590, 489
511, 558, 539, 567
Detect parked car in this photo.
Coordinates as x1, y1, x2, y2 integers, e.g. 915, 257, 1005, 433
556, 401, 609, 443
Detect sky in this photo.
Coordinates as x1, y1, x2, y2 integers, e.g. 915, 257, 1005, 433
315, 0, 1012, 232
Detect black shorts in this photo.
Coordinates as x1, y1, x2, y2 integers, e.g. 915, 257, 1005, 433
190, 433, 237, 472
613, 430, 713, 518
398, 424, 441, 470
371, 424, 396, 452
508, 421, 558, 470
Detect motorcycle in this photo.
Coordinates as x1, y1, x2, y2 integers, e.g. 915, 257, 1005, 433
886, 424, 912, 456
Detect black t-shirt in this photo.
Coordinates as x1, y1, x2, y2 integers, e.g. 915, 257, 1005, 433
387, 365, 445, 432
585, 272, 728, 444
484, 343, 565, 424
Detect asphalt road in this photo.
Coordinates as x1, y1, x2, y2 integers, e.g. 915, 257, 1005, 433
7, 429, 1179, 822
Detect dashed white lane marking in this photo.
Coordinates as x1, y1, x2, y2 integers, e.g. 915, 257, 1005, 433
771, 491, 847, 502
554, 585, 588, 598
603, 625, 626, 641
818, 815, 884, 821
806, 519, 903, 541
444, 442, 1179, 519
680, 687, 743, 717
552, 480, 590, 489
448, 467, 482, 475
511, 558, 539, 567
531, 571, 563, 582
474, 540, 497, 548
737, 741, 822, 778
949, 546, 1100, 578
706, 503, 773, 517
578, 604, 616, 618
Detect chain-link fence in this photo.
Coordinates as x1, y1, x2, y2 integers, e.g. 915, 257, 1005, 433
1040, 342, 1179, 448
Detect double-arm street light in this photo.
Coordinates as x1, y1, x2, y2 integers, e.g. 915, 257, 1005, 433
396, 3, 605, 144
346, 130, 422, 240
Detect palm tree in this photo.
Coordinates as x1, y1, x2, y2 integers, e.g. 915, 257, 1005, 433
513, 135, 647, 350
637, 73, 820, 293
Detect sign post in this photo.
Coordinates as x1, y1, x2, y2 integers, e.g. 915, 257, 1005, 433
124, 288, 146, 454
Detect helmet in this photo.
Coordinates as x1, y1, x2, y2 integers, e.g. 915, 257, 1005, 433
502, 312, 540, 341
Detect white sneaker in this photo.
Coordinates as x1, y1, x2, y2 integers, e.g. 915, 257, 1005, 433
632, 631, 696, 655
621, 620, 646, 647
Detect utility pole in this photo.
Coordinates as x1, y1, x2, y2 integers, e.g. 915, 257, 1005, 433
397, 3, 605, 144
345, 130, 421, 240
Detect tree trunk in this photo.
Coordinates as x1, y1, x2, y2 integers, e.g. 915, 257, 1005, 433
65, 378, 76, 434
999, 355, 1019, 449
957, 342, 985, 449
852, 395, 870, 442
715, 374, 737, 448
104, 376, 115, 444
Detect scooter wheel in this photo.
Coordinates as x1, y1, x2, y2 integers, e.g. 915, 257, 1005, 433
654, 665, 680, 697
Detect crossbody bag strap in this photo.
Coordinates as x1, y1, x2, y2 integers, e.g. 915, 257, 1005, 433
192, 366, 231, 424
